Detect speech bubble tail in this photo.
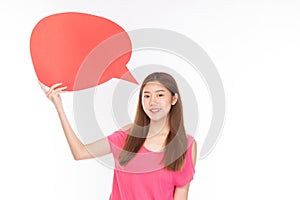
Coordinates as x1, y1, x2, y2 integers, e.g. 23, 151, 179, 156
122, 69, 139, 85
112, 65, 139, 85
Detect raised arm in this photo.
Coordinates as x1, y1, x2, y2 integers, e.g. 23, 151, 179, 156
38, 81, 111, 160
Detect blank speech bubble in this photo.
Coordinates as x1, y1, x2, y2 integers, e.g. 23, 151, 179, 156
30, 12, 138, 91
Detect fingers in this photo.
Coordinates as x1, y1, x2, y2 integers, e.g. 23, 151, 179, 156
52, 86, 68, 96
38, 80, 48, 93
38, 81, 68, 98
47, 85, 68, 98
46, 82, 63, 97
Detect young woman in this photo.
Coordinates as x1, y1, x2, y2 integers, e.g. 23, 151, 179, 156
39, 72, 197, 200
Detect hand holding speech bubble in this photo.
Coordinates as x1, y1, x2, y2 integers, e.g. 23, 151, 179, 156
30, 12, 137, 91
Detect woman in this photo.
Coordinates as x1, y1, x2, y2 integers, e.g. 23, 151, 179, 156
39, 72, 197, 200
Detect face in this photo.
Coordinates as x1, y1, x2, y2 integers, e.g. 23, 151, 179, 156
142, 81, 178, 122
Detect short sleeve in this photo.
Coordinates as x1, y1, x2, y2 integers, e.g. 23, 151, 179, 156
107, 129, 129, 159
172, 135, 196, 187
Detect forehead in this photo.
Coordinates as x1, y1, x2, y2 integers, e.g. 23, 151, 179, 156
143, 81, 168, 92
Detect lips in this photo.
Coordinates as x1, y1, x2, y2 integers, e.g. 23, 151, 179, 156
150, 108, 161, 113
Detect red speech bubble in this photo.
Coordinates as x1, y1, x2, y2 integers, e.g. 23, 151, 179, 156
30, 12, 138, 91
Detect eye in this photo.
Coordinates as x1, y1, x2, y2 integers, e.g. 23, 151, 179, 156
144, 95, 150, 98
158, 94, 164, 97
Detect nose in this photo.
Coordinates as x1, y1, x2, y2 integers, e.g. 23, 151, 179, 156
150, 95, 158, 106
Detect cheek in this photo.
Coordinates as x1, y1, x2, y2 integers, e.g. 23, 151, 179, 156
142, 98, 147, 106
141, 98, 148, 111
161, 99, 172, 110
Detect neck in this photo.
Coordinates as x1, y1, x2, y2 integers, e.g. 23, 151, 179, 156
148, 117, 170, 138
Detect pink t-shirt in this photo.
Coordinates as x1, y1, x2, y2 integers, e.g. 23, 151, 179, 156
107, 129, 195, 200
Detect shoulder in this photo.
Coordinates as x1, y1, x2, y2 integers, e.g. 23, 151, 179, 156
120, 123, 133, 131
107, 125, 132, 146
186, 134, 194, 144
186, 134, 197, 153
186, 134, 197, 167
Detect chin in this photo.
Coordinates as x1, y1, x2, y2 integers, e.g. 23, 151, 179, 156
148, 115, 168, 123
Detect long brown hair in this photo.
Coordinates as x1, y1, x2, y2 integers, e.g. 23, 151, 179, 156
118, 72, 188, 171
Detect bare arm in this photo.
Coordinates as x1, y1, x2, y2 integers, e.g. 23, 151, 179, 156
39, 82, 111, 160
173, 184, 190, 200
173, 140, 197, 200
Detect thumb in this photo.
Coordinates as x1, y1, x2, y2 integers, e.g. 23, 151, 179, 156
38, 80, 48, 93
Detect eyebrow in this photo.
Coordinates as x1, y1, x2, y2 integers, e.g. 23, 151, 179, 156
143, 89, 166, 93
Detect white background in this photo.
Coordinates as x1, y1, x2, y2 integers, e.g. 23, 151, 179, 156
1, 0, 300, 199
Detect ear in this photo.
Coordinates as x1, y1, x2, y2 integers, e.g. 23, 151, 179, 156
172, 93, 178, 105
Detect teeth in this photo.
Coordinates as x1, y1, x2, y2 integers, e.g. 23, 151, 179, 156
150, 108, 160, 112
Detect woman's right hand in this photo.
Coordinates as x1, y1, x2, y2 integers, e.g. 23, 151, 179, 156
38, 81, 68, 107
38, 80, 112, 160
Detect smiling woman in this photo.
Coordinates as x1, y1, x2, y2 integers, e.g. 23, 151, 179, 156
39, 72, 197, 200
142, 81, 178, 123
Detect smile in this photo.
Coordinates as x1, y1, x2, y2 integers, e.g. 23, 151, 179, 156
150, 108, 161, 113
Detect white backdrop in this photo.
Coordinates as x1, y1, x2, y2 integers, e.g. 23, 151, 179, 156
1, 0, 300, 199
